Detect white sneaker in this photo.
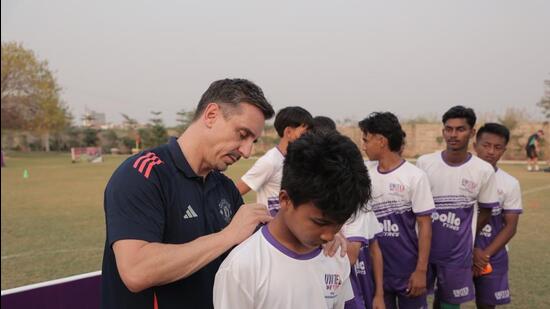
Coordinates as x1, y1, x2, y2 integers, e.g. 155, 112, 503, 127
535, 165, 540, 171
527, 166, 533, 171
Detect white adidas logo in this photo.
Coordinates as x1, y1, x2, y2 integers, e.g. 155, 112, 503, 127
183, 205, 198, 219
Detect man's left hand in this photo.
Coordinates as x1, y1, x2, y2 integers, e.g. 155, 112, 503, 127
322, 231, 348, 257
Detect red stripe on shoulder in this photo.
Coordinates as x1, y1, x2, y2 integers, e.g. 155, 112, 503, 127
132, 152, 164, 179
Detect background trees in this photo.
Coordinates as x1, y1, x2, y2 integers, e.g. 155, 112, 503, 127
1, 42, 70, 151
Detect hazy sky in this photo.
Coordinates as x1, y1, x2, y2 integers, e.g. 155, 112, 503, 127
2, 0, 549, 125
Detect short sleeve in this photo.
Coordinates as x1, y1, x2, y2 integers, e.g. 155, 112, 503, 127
241, 154, 275, 192
503, 180, 523, 214
337, 274, 355, 309
411, 172, 435, 216
342, 210, 382, 245
478, 170, 499, 208
104, 159, 165, 246
415, 155, 426, 171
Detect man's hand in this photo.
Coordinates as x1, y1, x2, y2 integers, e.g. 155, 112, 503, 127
322, 231, 348, 257
473, 247, 490, 272
372, 294, 386, 309
406, 269, 427, 297
223, 203, 272, 246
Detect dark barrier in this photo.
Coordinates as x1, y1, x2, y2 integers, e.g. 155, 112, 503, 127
1, 271, 101, 309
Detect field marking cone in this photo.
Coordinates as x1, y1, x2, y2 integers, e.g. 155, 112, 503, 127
23, 169, 29, 179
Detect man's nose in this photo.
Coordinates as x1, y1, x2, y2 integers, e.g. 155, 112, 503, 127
238, 140, 254, 159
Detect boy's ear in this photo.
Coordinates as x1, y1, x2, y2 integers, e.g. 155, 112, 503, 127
279, 190, 292, 210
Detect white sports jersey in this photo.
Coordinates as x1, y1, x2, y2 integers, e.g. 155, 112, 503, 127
241, 147, 285, 215
342, 206, 382, 246
476, 168, 522, 273
214, 225, 354, 309
360, 160, 435, 277
416, 151, 499, 267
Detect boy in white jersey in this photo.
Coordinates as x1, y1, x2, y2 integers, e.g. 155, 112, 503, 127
473, 123, 522, 309
341, 198, 384, 309
237, 106, 312, 215
416, 106, 499, 309
214, 131, 372, 309
347, 112, 435, 309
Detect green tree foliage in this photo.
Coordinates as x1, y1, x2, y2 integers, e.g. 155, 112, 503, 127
175, 108, 194, 134
1, 42, 70, 151
82, 128, 99, 147
140, 111, 167, 148
538, 79, 550, 119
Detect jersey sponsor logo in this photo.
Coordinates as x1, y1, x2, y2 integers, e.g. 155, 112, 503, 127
379, 219, 400, 237
460, 178, 478, 194
267, 197, 280, 216
354, 260, 367, 275
133, 152, 164, 179
494, 289, 510, 300
218, 198, 232, 223
479, 224, 492, 237
183, 205, 198, 219
324, 274, 343, 295
452, 286, 469, 298
389, 183, 405, 193
431, 211, 461, 231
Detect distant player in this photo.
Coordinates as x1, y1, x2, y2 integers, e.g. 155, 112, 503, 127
236, 106, 312, 215
473, 123, 523, 309
213, 131, 372, 308
312, 115, 338, 133
416, 106, 499, 308
347, 112, 435, 309
525, 129, 544, 171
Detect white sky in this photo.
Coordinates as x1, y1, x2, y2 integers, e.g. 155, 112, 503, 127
2, 0, 550, 125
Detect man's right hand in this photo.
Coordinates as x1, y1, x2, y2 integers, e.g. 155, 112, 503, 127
223, 203, 272, 246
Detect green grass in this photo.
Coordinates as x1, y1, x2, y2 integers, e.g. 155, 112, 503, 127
1, 153, 549, 308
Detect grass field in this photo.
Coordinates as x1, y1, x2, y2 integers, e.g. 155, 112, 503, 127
1, 152, 549, 308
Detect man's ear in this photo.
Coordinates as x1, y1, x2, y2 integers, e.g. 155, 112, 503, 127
470, 128, 477, 139
201, 103, 221, 128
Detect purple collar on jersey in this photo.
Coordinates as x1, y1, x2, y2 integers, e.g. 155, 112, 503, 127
261, 225, 322, 260
377, 159, 406, 174
440, 151, 472, 167
275, 146, 285, 157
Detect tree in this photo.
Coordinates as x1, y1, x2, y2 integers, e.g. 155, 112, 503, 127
82, 127, 99, 147
538, 79, 550, 119
175, 108, 194, 134
1, 42, 70, 151
141, 111, 167, 148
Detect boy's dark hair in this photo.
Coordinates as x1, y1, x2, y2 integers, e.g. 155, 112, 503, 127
312, 116, 337, 133
358, 112, 405, 152
193, 78, 275, 121
476, 123, 510, 145
442, 105, 477, 128
282, 131, 371, 224
273, 106, 313, 137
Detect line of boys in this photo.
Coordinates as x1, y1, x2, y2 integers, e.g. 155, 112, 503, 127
221, 105, 522, 309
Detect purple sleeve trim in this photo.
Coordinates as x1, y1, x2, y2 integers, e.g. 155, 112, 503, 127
503, 209, 523, 214
347, 236, 369, 245
414, 208, 435, 216
479, 202, 499, 209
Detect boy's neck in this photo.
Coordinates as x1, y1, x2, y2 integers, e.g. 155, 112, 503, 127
377, 151, 404, 173
277, 138, 290, 156
267, 215, 318, 255
442, 148, 470, 165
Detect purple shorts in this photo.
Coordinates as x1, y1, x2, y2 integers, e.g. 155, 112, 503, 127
428, 263, 475, 304
383, 275, 429, 309
474, 271, 511, 305
350, 246, 375, 308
